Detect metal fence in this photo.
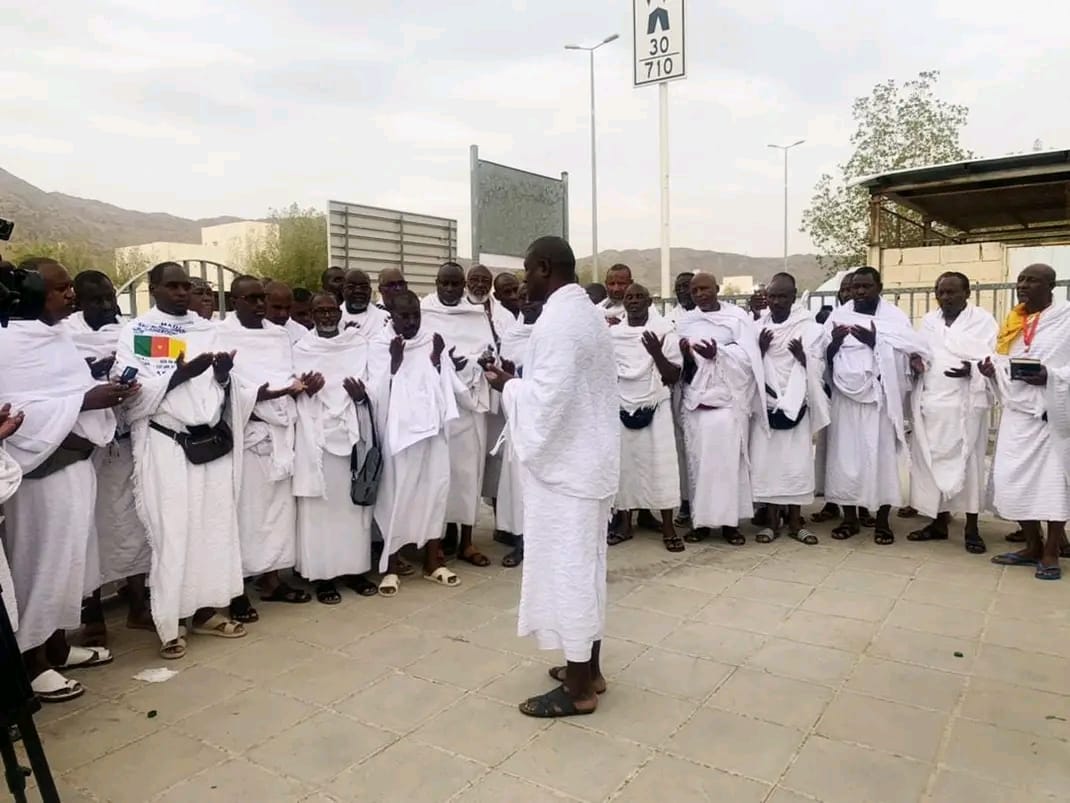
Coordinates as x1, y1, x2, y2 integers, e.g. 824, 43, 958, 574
117, 260, 236, 318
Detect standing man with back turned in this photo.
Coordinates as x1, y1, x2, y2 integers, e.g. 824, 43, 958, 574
486, 236, 619, 718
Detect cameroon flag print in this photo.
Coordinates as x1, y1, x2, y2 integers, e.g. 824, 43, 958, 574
133, 334, 186, 359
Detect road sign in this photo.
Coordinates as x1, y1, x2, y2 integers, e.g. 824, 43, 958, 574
633, 0, 686, 87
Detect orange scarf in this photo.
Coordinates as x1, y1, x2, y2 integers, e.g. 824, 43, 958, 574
996, 303, 1026, 355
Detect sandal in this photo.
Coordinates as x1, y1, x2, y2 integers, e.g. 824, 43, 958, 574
859, 513, 878, 528
548, 666, 607, 694
722, 528, 745, 546
663, 532, 686, 553
394, 559, 416, 577
897, 506, 919, 518
991, 552, 1038, 567
502, 539, 524, 567
260, 583, 312, 604
316, 581, 342, 605
519, 686, 596, 719
343, 575, 380, 597
191, 613, 247, 638
809, 505, 840, 523
81, 622, 108, 648
831, 522, 860, 540
458, 546, 491, 567
31, 669, 85, 703
378, 573, 400, 596
684, 528, 708, 543
1035, 563, 1062, 581
58, 645, 113, 670
673, 510, 691, 528
964, 532, 987, 555
607, 531, 633, 546
1004, 530, 1025, 543
907, 524, 948, 542
229, 594, 259, 623
755, 528, 779, 544
789, 528, 819, 545
874, 527, 895, 546
160, 635, 187, 660
423, 566, 461, 587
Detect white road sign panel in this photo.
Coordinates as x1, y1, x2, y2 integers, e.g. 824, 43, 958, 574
633, 0, 686, 87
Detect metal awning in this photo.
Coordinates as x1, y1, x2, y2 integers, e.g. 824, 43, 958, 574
853, 150, 1070, 243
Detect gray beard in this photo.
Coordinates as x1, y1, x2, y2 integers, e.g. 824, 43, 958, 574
317, 325, 340, 338
467, 292, 489, 305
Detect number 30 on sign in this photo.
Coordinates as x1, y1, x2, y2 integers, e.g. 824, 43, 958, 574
633, 0, 687, 87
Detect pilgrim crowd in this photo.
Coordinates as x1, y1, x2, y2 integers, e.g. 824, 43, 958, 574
0, 240, 1068, 715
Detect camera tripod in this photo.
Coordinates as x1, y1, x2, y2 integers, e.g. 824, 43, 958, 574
0, 587, 59, 803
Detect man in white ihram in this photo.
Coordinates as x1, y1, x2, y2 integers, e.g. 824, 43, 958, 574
906, 271, 997, 555
486, 236, 619, 718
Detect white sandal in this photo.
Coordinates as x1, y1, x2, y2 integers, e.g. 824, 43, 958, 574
423, 566, 461, 587
378, 573, 400, 596
31, 669, 85, 703
190, 613, 246, 639
57, 645, 113, 670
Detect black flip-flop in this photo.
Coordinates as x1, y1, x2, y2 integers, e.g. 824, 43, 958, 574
519, 686, 596, 718
607, 531, 633, 546
907, 524, 948, 542
810, 506, 840, 523
316, 582, 342, 605
964, 533, 987, 555
722, 528, 745, 546
343, 575, 380, 597
260, 583, 312, 604
548, 666, 607, 694
683, 528, 708, 543
831, 523, 860, 540
663, 533, 686, 553
874, 527, 895, 546
229, 595, 259, 623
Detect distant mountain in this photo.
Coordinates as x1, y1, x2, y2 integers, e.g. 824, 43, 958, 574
577, 248, 827, 292
0, 168, 826, 287
0, 167, 240, 260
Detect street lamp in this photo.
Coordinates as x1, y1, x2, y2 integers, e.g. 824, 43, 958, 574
767, 139, 805, 269
565, 33, 619, 279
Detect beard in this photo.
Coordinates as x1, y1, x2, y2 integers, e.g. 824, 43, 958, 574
467, 291, 489, 305
316, 325, 340, 337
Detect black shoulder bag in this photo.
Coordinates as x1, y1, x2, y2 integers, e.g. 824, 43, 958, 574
765, 384, 808, 431
149, 382, 234, 465
350, 398, 383, 506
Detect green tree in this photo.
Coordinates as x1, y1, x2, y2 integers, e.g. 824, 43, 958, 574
801, 70, 972, 271
3, 239, 105, 274
243, 204, 327, 289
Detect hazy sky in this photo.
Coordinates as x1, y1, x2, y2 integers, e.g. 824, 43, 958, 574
4, 0, 1068, 259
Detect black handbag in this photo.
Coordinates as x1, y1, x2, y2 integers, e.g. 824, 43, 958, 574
620, 404, 658, 430
24, 443, 94, 480
350, 399, 383, 506
149, 383, 233, 465
765, 384, 807, 430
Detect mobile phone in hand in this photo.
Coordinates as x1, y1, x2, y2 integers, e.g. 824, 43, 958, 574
118, 366, 139, 386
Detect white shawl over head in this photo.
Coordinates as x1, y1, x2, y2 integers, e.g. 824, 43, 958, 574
420, 294, 495, 412
609, 313, 680, 411
291, 327, 368, 497
759, 306, 830, 435
501, 283, 620, 500
911, 304, 997, 498
217, 316, 298, 481
0, 320, 117, 473
500, 319, 535, 368
366, 326, 460, 456
64, 311, 123, 362
823, 299, 929, 448
676, 304, 767, 432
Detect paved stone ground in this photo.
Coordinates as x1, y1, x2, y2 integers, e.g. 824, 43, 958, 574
16, 511, 1070, 802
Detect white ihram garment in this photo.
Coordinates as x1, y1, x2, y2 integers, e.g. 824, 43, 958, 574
421, 295, 495, 527
340, 303, 391, 336
677, 304, 765, 528
482, 300, 518, 500
283, 318, 310, 345
292, 327, 374, 580
501, 284, 619, 663
750, 308, 830, 506
218, 317, 298, 577
909, 306, 997, 517
823, 301, 928, 510
368, 326, 461, 571
991, 301, 1070, 521
610, 315, 681, 510
0, 448, 22, 630
65, 312, 152, 585
492, 319, 535, 535
0, 320, 116, 651
118, 308, 245, 643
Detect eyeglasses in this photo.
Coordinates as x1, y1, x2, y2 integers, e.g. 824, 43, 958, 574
235, 293, 266, 303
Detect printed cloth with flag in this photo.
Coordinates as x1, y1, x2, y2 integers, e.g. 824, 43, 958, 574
134, 333, 186, 360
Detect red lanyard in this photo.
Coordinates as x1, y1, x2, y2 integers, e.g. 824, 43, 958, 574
1022, 312, 1041, 352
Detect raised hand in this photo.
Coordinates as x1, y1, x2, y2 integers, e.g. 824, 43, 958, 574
788, 337, 807, 367
850, 321, 877, 349
431, 333, 445, 361
500, 357, 516, 376
88, 355, 116, 380
606, 315, 622, 327
692, 339, 718, 360
831, 324, 851, 345
977, 356, 996, 378
212, 350, 236, 383
0, 403, 25, 440
1023, 365, 1049, 386
641, 331, 665, 357
910, 354, 926, 376
390, 335, 405, 375
944, 360, 971, 379
484, 363, 515, 393
758, 329, 774, 356
449, 346, 468, 372
343, 376, 367, 403
83, 380, 140, 411
302, 372, 326, 396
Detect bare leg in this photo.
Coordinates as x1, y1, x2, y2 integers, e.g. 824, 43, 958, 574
424, 538, 445, 575
874, 504, 894, 545
660, 509, 683, 551
1039, 521, 1065, 575
458, 524, 490, 566
126, 574, 153, 628
81, 589, 107, 646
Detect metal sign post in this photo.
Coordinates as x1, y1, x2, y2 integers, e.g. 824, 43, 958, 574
634, 0, 686, 302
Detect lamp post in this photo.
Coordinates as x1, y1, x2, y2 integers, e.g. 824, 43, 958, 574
566, 33, 618, 280
767, 139, 805, 270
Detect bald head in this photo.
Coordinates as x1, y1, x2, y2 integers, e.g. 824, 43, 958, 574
689, 272, 720, 312
623, 282, 653, 326
377, 268, 407, 311
605, 263, 632, 303
524, 236, 577, 304
1017, 263, 1057, 312
493, 271, 521, 315
436, 261, 466, 306
343, 268, 373, 312
264, 280, 294, 326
